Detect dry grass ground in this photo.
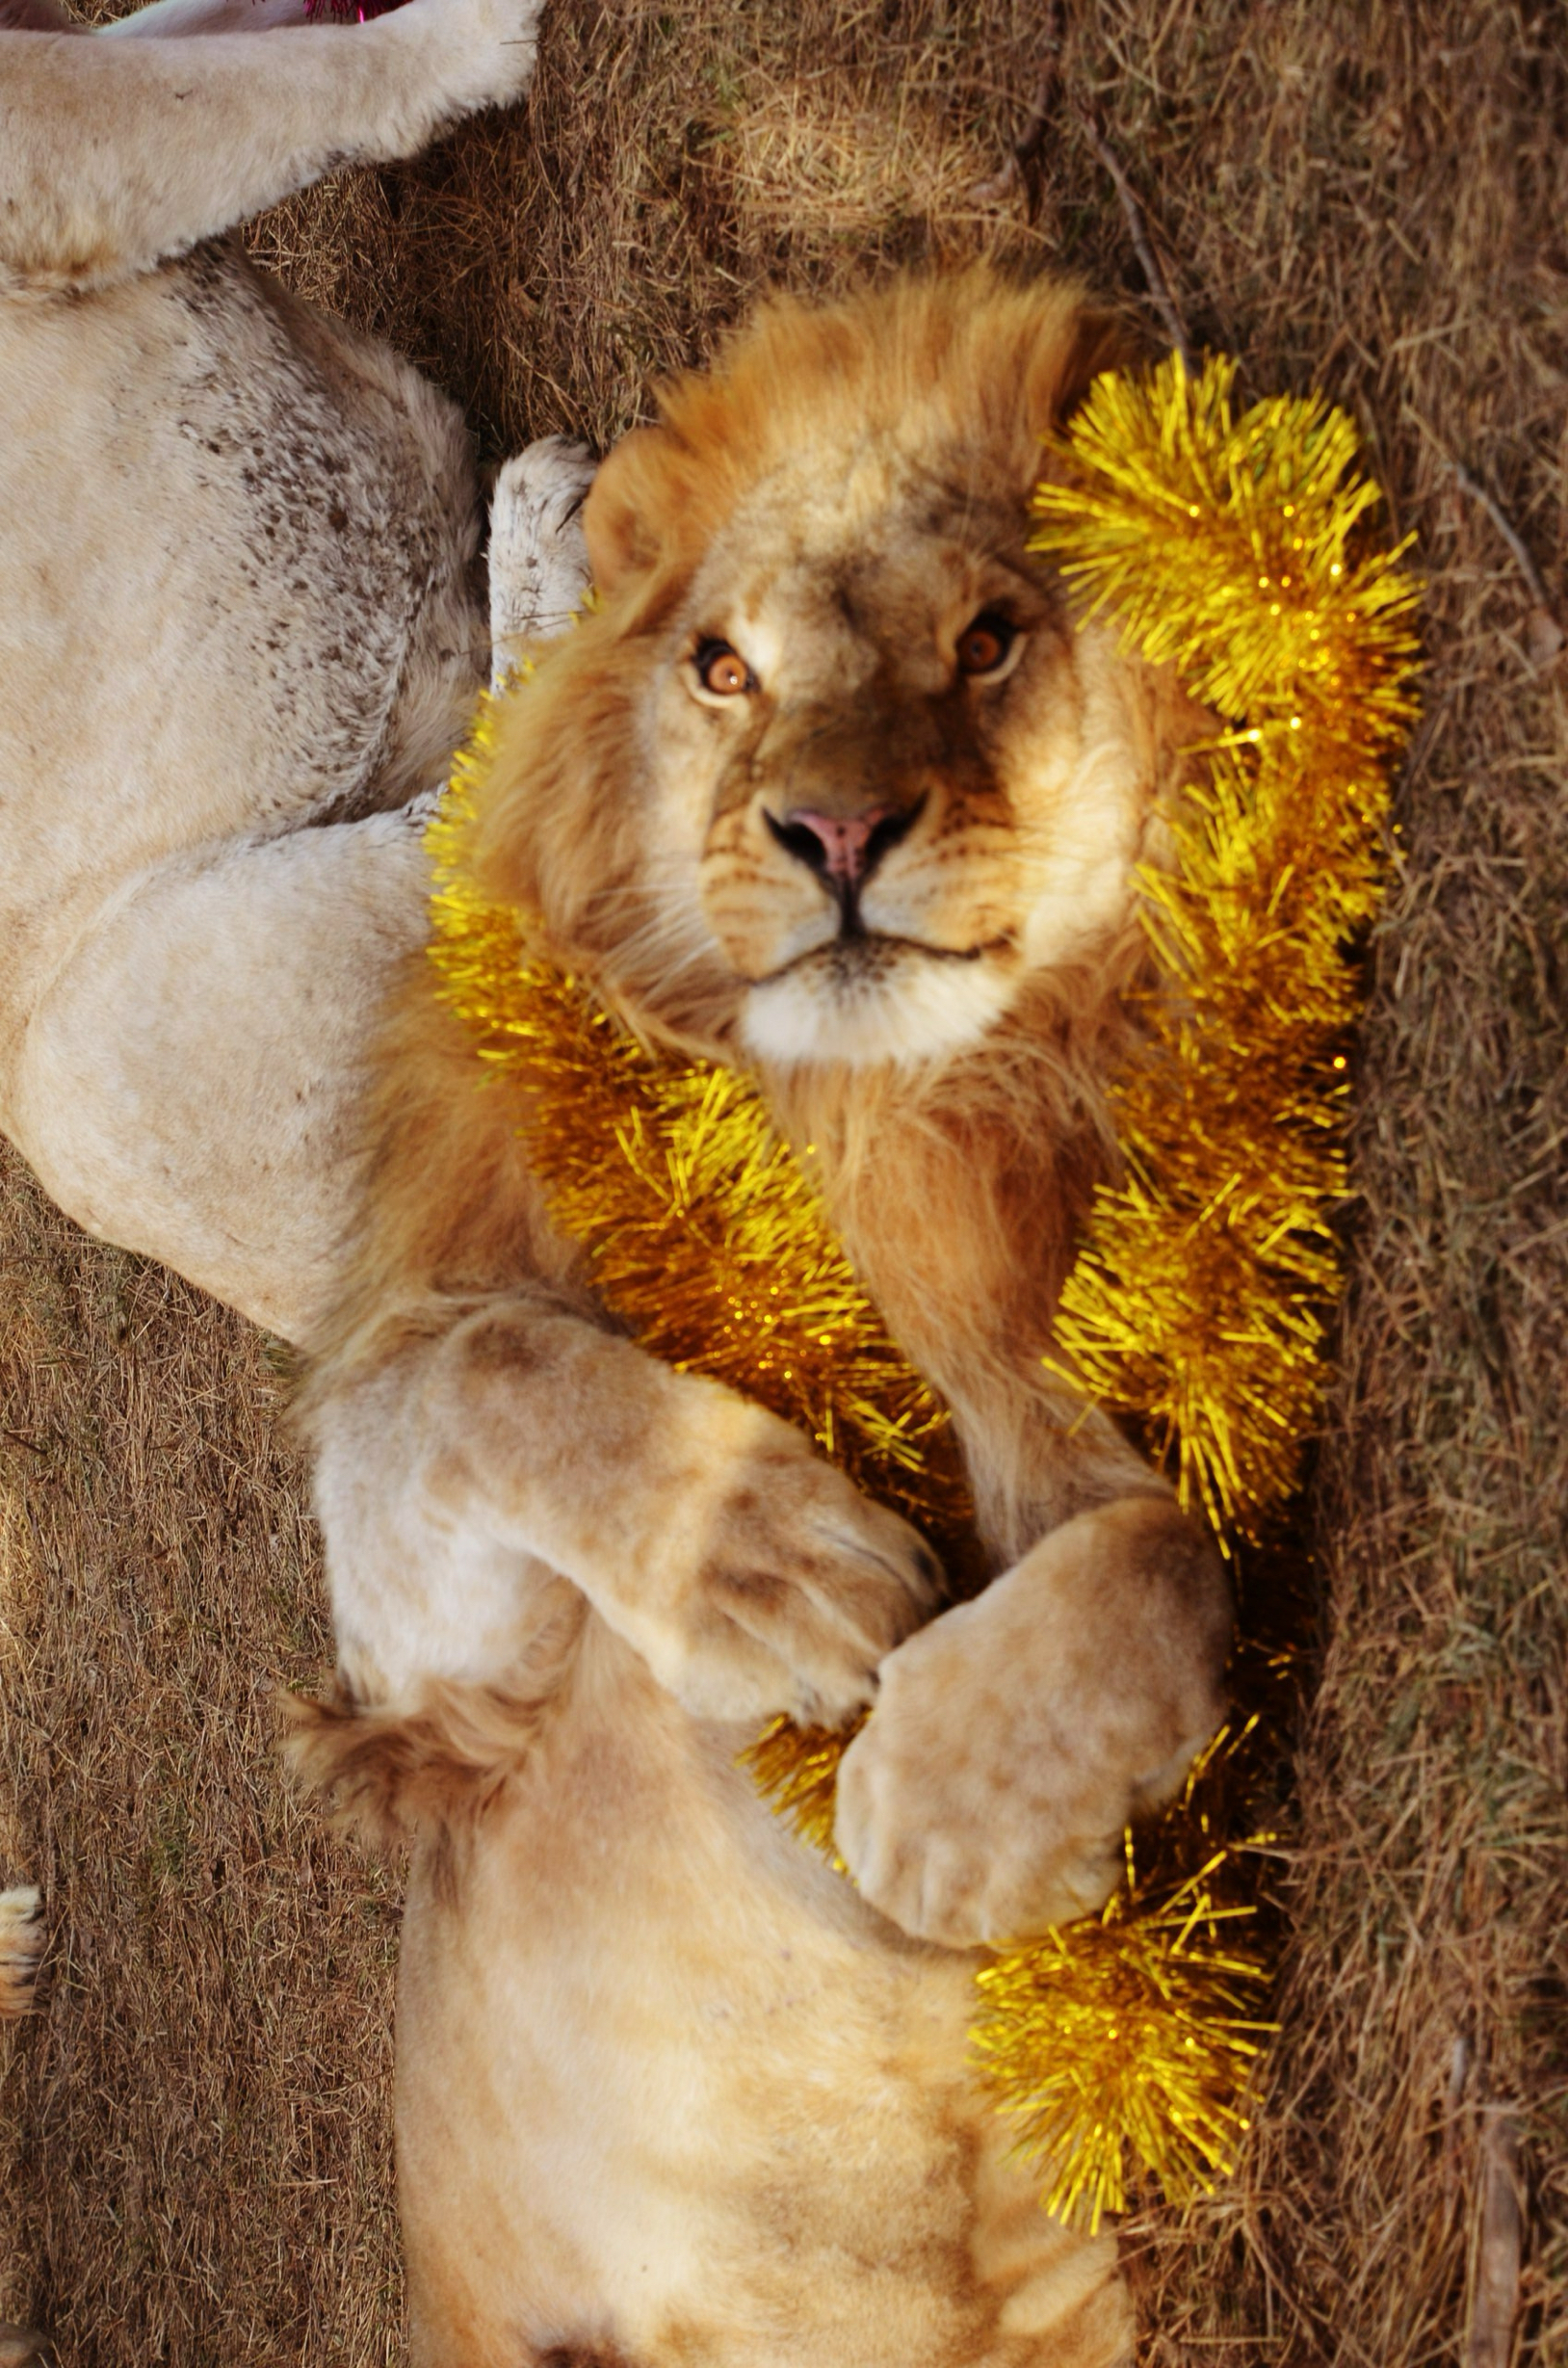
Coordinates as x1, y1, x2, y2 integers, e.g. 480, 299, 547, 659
3, 0, 1566, 2361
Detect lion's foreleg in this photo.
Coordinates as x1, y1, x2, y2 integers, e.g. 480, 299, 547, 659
311, 1295, 938, 1726
0, 0, 543, 295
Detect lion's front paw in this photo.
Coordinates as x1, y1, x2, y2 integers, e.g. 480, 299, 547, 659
488, 436, 597, 677
632, 1414, 941, 1727
400, 0, 546, 116
834, 1497, 1232, 1948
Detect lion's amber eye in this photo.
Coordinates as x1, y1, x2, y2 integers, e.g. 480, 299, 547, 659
695, 640, 755, 697
955, 612, 1015, 677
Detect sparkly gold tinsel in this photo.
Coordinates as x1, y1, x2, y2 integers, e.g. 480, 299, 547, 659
967, 358, 1417, 2227
423, 354, 1419, 2236
1033, 355, 1420, 1538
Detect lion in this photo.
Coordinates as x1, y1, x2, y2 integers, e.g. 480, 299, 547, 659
294, 271, 1236, 2368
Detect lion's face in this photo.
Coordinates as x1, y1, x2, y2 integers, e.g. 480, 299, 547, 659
635, 457, 1150, 1068
477, 273, 1175, 1072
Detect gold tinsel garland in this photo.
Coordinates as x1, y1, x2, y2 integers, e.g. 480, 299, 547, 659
1032, 356, 1419, 1539
423, 353, 1420, 2233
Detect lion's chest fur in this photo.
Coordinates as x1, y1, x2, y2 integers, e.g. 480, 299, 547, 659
392, 1625, 1132, 2368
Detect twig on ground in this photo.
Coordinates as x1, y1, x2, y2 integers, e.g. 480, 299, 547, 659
1081, 118, 1194, 374
969, 10, 1060, 202
1465, 2108, 1524, 2368
1453, 462, 1557, 621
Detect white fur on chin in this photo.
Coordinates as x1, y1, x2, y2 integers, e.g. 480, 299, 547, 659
740, 951, 1012, 1069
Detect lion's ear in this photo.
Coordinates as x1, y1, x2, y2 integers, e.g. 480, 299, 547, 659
1050, 304, 1131, 424
1006, 295, 1133, 496
1020, 300, 1131, 451
582, 424, 697, 597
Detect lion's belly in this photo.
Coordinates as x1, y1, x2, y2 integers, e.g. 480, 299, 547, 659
394, 1632, 1132, 2368
0, 239, 482, 1033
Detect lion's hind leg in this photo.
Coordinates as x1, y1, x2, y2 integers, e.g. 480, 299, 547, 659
0, 1886, 43, 2018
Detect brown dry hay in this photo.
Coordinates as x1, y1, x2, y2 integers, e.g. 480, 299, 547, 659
0, 1149, 403, 2361
4, 0, 1566, 2360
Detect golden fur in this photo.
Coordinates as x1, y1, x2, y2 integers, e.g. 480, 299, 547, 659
300, 269, 1234, 2367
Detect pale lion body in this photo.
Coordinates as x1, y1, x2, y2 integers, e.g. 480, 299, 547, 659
0, 0, 572, 1341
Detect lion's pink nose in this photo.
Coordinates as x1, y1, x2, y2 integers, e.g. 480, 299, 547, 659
772, 805, 897, 889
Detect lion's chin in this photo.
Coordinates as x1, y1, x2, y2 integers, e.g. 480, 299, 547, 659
738, 944, 1012, 1071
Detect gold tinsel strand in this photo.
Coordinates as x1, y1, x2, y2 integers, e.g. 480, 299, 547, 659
422, 353, 1419, 2236
973, 1896, 1270, 2234
741, 1710, 867, 1864
971, 1718, 1275, 2233
1032, 355, 1420, 1539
